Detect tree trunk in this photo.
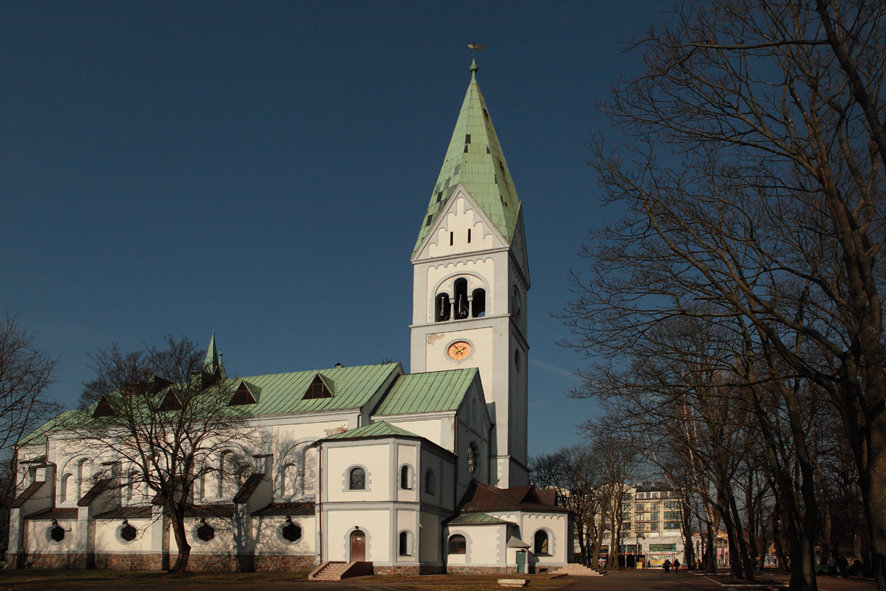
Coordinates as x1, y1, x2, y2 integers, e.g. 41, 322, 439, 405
169, 510, 191, 574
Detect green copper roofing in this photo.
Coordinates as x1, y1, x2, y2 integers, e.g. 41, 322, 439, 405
18, 410, 81, 446
18, 363, 402, 445
204, 332, 225, 378
324, 420, 421, 440
373, 368, 478, 416
216, 363, 399, 416
413, 60, 522, 256
448, 512, 513, 526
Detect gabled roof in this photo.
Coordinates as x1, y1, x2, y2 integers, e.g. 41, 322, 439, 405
413, 60, 522, 256
373, 368, 478, 416
11, 481, 44, 508
252, 501, 315, 517
457, 481, 569, 514
233, 363, 398, 415
447, 512, 513, 526
78, 477, 113, 507
233, 473, 265, 504
324, 421, 421, 441
21, 363, 403, 445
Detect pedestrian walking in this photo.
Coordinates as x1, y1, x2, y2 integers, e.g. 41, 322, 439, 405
663, 559, 671, 573
673, 559, 680, 572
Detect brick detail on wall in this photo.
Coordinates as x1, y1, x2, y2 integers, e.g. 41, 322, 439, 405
254, 554, 316, 573
94, 553, 163, 570
21, 552, 90, 569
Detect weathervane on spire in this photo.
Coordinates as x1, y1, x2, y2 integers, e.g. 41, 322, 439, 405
468, 43, 485, 74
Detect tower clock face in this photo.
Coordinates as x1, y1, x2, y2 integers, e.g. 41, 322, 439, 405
447, 341, 472, 361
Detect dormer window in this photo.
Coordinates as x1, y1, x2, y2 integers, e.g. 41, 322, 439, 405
92, 397, 116, 418
159, 391, 182, 411
302, 374, 333, 400
229, 381, 258, 406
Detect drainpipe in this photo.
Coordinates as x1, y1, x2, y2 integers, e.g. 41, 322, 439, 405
316, 442, 323, 565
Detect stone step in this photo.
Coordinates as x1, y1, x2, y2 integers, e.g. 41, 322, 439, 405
552, 563, 605, 577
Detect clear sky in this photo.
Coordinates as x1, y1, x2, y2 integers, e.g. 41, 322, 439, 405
1, 1, 667, 457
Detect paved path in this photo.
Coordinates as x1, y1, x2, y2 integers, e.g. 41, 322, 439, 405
562, 570, 876, 591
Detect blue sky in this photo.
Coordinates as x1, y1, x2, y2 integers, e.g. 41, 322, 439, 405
1, 1, 667, 456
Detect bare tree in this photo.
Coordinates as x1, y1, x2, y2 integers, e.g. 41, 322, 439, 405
566, 1, 886, 587
531, 444, 604, 566
581, 419, 642, 571
0, 313, 58, 551
64, 336, 248, 573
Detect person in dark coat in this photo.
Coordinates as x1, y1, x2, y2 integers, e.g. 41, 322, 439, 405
673, 559, 680, 571
663, 559, 671, 573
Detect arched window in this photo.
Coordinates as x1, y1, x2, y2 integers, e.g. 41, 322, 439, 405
425, 468, 435, 494
399, 531, 412, 556
454, 279, 469, 319
534, 530, 550, 555
400, 465, 412, 490
471, 288, 486, 317
435, 293, 451, 322
60, 473, 71, 503
76, 458, 90, 501
348, 467, 366, 490
282, 463, 299, 499
448, 534, 466, 554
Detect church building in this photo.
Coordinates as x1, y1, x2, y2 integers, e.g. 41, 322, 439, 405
8, 61, 571, 576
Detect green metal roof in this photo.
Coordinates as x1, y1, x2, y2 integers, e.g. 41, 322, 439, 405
413, 60, 522, 256
18, 363, 402, 445
232, 363, 399, 416
373, 368, 478, 416
447, 512, 513, 526
19, 410, 81, 446
324, 420, 421, 441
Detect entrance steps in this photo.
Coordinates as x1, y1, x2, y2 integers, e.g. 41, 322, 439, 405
552, 563, 605, 577
308, 561, 373, 581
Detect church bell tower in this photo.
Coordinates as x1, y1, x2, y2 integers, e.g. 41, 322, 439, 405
409, 60, 530, 487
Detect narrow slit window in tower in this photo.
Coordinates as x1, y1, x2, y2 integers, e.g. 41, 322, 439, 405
435, 293, 451, 322
454, 279, 469, 320
471, 288, 486, 318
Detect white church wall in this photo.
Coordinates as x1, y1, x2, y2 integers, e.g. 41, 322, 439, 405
395, 443, 418, 503
427, 193, 499, 259
382, 415, 456, 452
324, 509, 392, 562
447, 524, 506, 568
395, 508, 418, 562
324, 440, 392, 503
522, 513, 569, 567
419, 510, 442, 563
93, 517, 154, 554
252, 515, 315, 556
25, 516, 78, 556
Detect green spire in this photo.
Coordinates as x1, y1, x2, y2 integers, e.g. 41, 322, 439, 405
413, 60, 522, 256
204, 332, 223, 376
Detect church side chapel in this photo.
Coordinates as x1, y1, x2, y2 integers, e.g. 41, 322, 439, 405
8, 61, 572, 576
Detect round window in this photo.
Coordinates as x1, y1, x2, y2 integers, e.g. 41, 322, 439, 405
281, 521, 302, 542
50, 523, 65, 542
121, 522, 137, 541
197, 521, 215, 542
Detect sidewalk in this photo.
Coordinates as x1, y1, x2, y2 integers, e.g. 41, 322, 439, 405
561, 569, 877, 591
